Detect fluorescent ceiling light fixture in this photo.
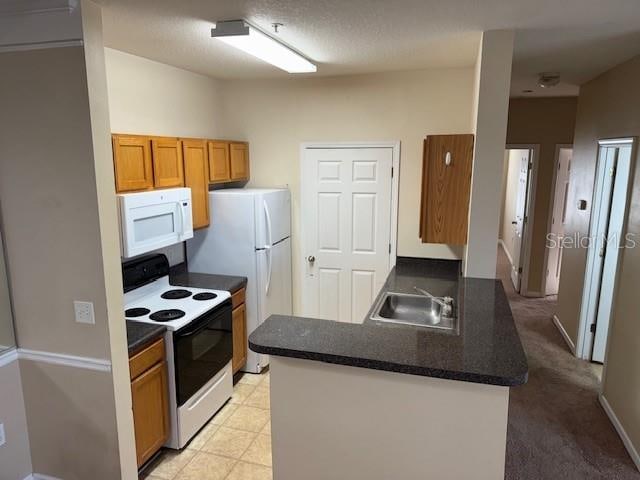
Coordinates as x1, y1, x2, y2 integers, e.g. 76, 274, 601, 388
211, 20, 316, 74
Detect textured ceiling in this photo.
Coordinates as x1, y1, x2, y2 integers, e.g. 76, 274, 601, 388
97, 0, 640, 96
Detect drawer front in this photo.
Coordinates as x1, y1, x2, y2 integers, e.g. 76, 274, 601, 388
231, 288, 246, 309
130, 338, 165, 380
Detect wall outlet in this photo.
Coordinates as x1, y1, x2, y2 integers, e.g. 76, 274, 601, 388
74, 301, 95, 325
0, 423, 5, 447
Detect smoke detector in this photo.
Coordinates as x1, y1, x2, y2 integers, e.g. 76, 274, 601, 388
538, 72, 561, 88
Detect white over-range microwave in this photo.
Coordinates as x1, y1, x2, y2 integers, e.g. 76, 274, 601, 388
118, 188, 194, 258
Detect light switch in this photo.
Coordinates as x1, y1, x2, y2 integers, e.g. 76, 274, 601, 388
74, 301, 95, 324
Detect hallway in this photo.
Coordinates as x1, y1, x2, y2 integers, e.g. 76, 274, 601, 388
498, 246, 639, 479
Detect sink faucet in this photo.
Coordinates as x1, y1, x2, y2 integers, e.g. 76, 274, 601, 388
413, 287, 454, 318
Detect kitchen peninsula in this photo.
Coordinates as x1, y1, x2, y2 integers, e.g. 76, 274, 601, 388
249, 258, 527, 480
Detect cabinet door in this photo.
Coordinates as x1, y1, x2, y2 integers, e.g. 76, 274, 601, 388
182, 139, 210, 229
208, 141, 231, 183
151, 137, 185, 188
112, 135, 153, 192
230, 142, 250, 181
419, 134, 474, 244
232, 303, 247, 374
131, 361, 169, 467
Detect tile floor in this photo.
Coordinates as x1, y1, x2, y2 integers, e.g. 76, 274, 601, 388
144, 370, 272, 480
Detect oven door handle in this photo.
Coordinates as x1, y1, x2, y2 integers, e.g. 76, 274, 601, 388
176, 319, 212, 338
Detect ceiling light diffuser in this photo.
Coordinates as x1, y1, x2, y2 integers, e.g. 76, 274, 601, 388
211, 20, 317, 74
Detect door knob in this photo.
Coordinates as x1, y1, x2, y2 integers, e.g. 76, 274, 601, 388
307, 255, 316, 263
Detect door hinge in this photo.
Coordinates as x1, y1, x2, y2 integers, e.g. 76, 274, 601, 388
599, 245, 605, 258
391, 167, 394, 178
523, 216, 528, 224
590, 323, 596, 333
389, 243, 391, 254
518, 267, 523, 274
529, 161, 533, 169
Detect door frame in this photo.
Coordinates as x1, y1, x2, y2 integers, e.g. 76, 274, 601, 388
542, 143, 573, 296
298, 141, 401, 316
576, 137, 636, 361
504, 144, 540, 296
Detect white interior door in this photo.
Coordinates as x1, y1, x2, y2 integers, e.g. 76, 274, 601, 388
545, 147, 572, 295
591, 144, 632, 362
510, 150, 531, 291
301, 146, 394, 323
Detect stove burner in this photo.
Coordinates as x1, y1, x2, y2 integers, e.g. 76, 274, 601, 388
125, 307, 151, 318
161, 289, 192, 300
149, 309, 186, 322
193, 292, 217, 301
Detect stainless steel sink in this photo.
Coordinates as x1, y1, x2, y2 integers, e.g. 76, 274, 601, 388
369, 292, 457, 331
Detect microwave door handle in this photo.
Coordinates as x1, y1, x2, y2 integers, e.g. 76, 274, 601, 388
176, 201, 184, 239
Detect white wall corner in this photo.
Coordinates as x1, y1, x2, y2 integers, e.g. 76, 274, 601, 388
599, 394, 640, 472
465, 30, 515, 279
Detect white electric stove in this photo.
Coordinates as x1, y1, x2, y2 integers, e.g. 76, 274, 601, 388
123, 254, 233, 450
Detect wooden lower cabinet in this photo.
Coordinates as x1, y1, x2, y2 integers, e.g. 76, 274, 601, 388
130, 338, 169, 468
231, 287, 247, 374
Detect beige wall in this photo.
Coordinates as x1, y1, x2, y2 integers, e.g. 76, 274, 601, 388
507, 97, 577, 294
0, 231, 14, 352
556, 54, 640, 462
0, 41, 124, 479
501, 150, 525, 261
217, 68, 475, 312
0, 359, 32, 480
465, 30, 515, 278
105, 47, 221, 138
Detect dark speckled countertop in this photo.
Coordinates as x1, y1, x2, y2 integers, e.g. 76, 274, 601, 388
126, 321, 166, 355
169, 263, 247, 293
249, 257, 528, 387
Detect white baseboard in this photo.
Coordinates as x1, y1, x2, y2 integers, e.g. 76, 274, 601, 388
553, 314, 576, 354
497, 239, 514, 266
599, 394, 640, 472
0, 347, 18, 368
24, 473, 64, 480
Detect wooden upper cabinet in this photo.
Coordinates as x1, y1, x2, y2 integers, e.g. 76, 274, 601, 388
112, 135, 154, 193
419, 134, 474, 245
151, 137, 184, 188
182, 139, 210, 229
230, 142, 250, 181
208, 141, 231, 183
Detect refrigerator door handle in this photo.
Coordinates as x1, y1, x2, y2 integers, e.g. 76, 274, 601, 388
265, 245, 272, 295
263, 200, 274, 294
263, 200, 273, 248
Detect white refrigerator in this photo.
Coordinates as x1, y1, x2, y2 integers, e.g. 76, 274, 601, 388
186, 188, 292, 373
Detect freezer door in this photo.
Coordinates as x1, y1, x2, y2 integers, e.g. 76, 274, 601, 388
255, 189, 291, 247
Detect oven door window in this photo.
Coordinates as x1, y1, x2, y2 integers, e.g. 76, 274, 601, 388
174, 304, 232, 406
